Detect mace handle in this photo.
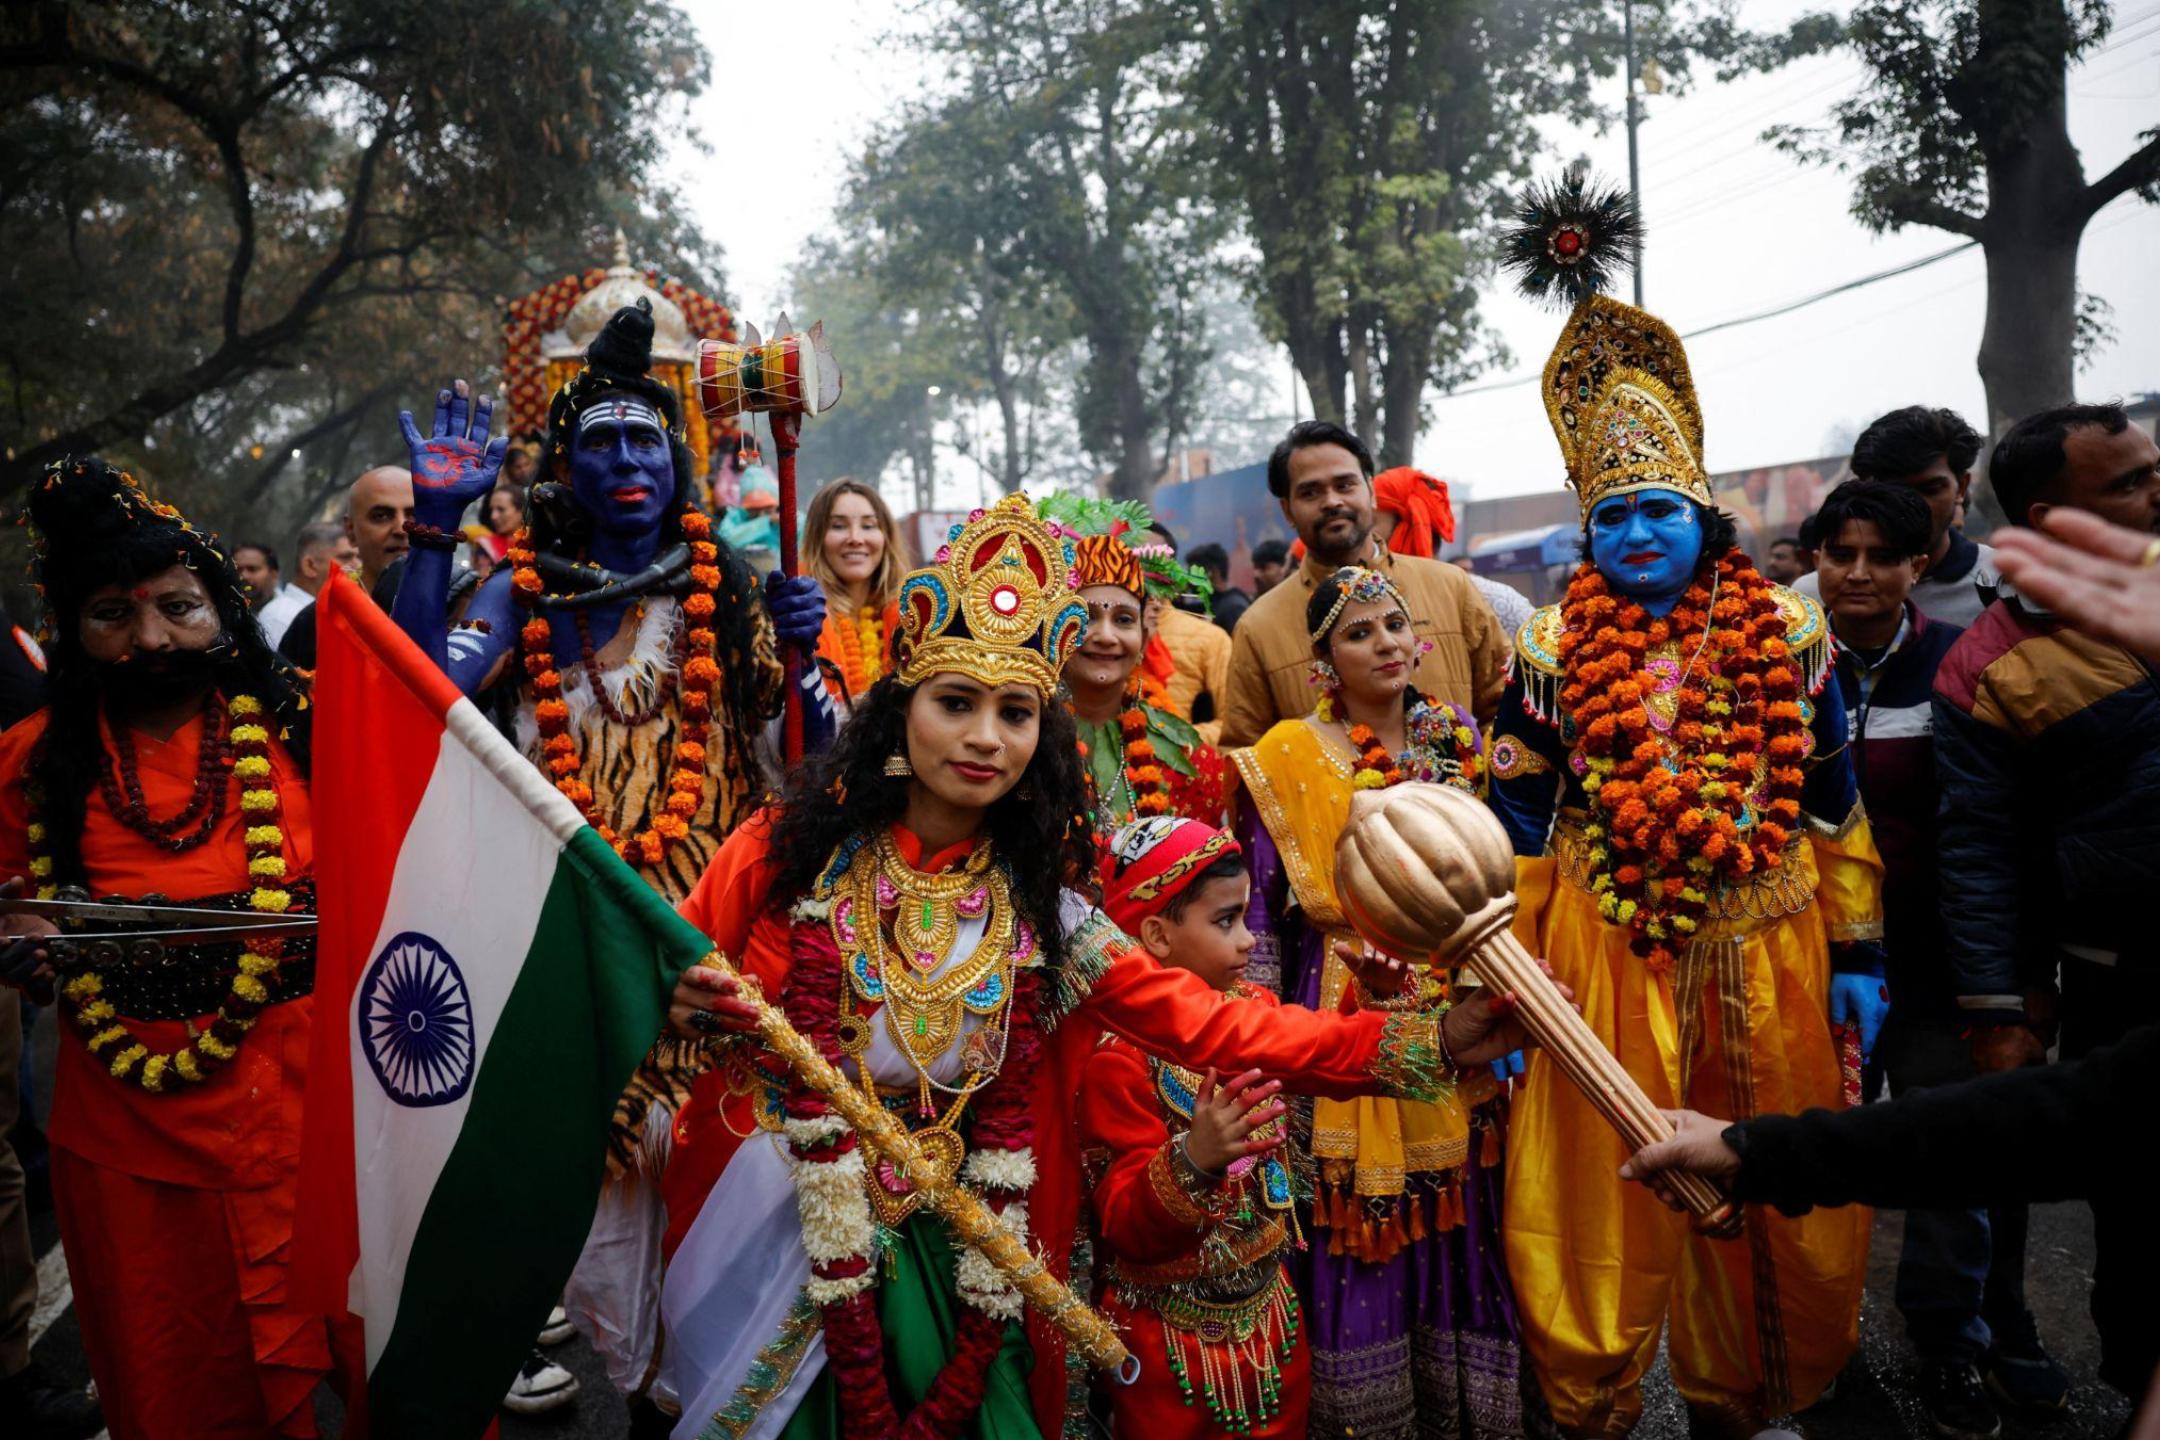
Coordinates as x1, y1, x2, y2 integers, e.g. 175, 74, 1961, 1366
1463, 930, 1741, 1238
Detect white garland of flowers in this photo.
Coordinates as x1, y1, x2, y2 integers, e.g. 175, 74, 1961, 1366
786, 1111, 1033, 1318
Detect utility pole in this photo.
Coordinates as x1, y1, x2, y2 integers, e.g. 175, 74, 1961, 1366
1624, 0, 1644, 307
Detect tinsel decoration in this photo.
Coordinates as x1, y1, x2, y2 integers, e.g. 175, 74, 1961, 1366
1500, 172, 1642, 309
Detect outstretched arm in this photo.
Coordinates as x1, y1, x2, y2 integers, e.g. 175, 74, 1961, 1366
390, 378, 508, 687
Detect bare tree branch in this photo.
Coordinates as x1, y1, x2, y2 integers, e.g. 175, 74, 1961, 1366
2083, 133, 2160, 219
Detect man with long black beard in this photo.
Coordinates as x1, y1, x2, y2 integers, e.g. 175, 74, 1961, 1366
0, 457, 343, 1439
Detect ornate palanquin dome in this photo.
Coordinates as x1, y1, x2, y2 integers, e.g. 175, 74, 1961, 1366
502, 230, 739, 475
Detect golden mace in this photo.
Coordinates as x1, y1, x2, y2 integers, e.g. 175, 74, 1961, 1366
1332, 784, 1741, 1237
701, 953, 1139, 1376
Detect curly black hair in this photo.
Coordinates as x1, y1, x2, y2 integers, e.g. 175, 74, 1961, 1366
766, 675, 1098, 978
28, 456, 311, 889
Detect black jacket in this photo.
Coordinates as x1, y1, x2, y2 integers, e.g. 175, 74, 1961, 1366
1727, 1023, 2154, 1215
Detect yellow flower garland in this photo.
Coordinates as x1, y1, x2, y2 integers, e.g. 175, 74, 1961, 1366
40, 693, 297, 1092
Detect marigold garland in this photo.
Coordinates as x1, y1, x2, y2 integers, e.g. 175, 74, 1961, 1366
513, 511, 723, 868
1335, 692, 1482, 794
1557, 553, 1806, 972
1076, 670, 1195, 830
825, 604, 889, 702
41, 694, 297, 1092
778, 858, 1039, 1438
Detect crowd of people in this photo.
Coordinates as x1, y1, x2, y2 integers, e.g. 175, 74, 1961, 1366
0, 253, 2155, 1440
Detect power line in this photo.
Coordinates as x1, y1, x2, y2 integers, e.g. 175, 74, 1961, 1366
1436, 241, 1981, 400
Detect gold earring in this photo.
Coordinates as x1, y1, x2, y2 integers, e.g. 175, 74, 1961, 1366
883, 749, 913, 778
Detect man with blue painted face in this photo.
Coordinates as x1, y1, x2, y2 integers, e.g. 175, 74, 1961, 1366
1484, 183, 1885, 1440
387, 297, 828, 1412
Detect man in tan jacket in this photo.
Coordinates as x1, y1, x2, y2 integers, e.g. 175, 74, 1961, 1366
1220, 420, 1507, 747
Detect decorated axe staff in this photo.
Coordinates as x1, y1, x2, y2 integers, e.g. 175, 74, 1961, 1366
1332, 783, 1742, 1238
693, 318, 843, 759
697, 948, 1137, 1377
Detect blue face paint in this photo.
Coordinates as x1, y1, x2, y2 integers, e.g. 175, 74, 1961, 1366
569, 397, 676, 539
1587, 491, 1705, 612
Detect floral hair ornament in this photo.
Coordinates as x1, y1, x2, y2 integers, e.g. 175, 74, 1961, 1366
1033, 491, 1213, 611
1101, 815, 1241, 932
894, 493, 1090, 696
1308, 565, 1411, 645
1501, 173, 1711, 524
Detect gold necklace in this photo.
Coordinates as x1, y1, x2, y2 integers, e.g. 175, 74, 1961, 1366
831, 835, 1016, 1110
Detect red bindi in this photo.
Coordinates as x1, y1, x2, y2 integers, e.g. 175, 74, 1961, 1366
131, 587, 151, 601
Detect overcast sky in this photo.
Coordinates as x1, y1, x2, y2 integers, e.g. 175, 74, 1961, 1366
659, 0, 2160, 503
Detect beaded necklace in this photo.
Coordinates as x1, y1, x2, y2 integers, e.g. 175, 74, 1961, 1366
96, 691, 229, 852
37, 694, 297, 1091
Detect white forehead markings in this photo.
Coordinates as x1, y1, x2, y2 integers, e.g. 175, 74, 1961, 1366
588, 399, 666, 432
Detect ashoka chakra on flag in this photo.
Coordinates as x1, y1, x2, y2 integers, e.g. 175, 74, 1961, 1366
361, 931, 476, 1107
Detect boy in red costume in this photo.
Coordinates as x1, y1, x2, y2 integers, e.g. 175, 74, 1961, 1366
1081, 816, 1309, 1437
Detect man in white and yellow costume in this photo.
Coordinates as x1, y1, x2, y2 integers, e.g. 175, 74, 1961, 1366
1485, 180, 1886, 1438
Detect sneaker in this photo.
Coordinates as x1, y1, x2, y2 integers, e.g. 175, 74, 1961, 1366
503, 1350, 580, 1414
0, 1363, 105, 1440
1983, 1321, 2071, 1417
1917, 1360, 2001, 1440
537, 1304, 576, 1347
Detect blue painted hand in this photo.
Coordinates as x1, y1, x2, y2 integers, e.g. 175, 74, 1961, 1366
764, 572, 827, 651
1587, 492, 1705, 610
1829, 972, 1890, 1061
398, 378, 506, 528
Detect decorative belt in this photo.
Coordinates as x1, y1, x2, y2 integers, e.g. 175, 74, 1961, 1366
1112, 1216, 1291, 1292
47, 885, 318, 1021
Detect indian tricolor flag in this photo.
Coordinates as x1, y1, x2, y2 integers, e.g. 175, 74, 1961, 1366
294, 572, 715, 1438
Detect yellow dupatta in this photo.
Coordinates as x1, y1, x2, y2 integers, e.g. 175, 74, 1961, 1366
1230, 720, 1495, 1262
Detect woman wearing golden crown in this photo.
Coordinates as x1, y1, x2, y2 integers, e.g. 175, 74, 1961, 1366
1485, 181, 1886, 1438
646, 494, 1545, 1440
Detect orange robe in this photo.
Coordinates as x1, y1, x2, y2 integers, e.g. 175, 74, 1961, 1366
0, 705, 341, 1440
661, 812, 1448, 1438
1079, 989, 1310, 1439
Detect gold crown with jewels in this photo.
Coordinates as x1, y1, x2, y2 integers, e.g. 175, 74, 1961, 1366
894, 493, 1090, 695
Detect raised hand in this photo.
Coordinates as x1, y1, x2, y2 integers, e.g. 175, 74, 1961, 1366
398, 377, 507, 526
1183, 1066, 1286, 1176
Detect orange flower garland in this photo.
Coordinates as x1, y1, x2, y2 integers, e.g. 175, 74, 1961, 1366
1347, 725, 1407, 789
824, 604, 889, 701
42, 694, 298, 1091
1557, 552, 1807, 972
1077, 669, 1177, 829
512, 512, 725, 868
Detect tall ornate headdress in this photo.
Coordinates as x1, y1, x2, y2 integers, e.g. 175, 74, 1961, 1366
895, 493, 1091, 695
1500, 173, 1710, 522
